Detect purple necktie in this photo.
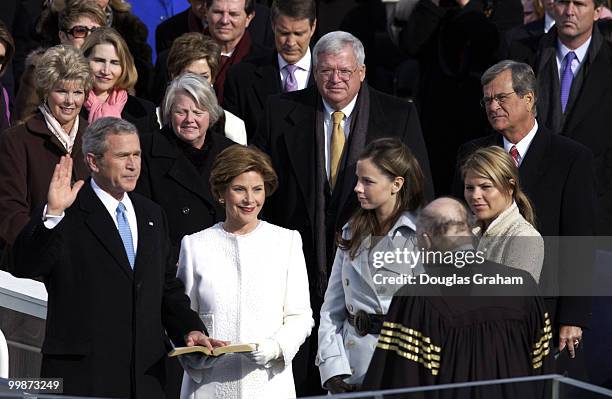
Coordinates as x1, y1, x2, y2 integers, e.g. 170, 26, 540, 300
560, 51, 576, 113
284, 64, 298, 92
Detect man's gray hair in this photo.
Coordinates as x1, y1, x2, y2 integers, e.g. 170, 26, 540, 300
161, 73, 222, 128
312, 31, 365, 69
82, 117, 138, 157
481, 60, 538, 116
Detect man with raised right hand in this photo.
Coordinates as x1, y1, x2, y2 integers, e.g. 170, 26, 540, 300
9, 117, 224, 399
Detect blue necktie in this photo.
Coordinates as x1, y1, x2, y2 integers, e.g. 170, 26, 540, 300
560, 51, 576, 113
116, 202, 135, 269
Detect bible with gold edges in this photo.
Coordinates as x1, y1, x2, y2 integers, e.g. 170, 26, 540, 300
168, 343, 258, 357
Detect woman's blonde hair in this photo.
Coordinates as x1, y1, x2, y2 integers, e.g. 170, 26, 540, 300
80, 27, 138, 93
461, 146, 536, 226
34, 44, 92, 99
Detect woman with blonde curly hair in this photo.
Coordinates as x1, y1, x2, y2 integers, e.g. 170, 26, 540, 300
0, 45, 91, 247
462, 145, 544, 282
80, 27, 159, 135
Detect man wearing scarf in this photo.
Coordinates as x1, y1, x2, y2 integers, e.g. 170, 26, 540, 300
253, 31, 433, 397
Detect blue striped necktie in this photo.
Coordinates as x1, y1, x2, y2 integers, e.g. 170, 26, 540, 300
116, 202, 135, 269
560, 51, 576, 113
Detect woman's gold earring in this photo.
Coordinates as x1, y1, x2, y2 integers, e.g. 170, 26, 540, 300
218, 198, 224, 204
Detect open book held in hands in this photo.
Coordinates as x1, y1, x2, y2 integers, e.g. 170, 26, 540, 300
169, 343, 258, 357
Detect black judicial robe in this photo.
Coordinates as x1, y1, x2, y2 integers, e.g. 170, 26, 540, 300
362, 261, 554, 398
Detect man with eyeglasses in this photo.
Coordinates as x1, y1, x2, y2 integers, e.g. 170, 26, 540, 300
253, 30, 433, 396
533, 0, 612, 383
223, 0, 317, 140
453, 59, 596, 380
534, 0, 612, 236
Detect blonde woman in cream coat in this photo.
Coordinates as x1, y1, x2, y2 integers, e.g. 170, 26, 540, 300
462, 146, 544, 282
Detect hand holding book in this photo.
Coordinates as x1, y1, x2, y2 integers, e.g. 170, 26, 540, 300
184, 330, 229, 352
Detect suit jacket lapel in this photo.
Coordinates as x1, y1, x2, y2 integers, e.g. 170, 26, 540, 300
79, 182, 134, 279
519, 126, 550, 192
131, 193, 154, 282
306, 61, 315, 88
536, 32, 562, 132
563, 37, 611, 138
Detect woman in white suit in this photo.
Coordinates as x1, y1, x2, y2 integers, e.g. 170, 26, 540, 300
177, 145, 313, 399
317, 138, 426, 393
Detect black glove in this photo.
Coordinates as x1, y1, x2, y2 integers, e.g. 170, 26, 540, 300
324, 375, 357, 394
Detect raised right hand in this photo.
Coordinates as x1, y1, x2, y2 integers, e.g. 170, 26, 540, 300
47, 155, 84, 215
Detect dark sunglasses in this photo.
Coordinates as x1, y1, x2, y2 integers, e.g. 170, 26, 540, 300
62, 25, 99, 38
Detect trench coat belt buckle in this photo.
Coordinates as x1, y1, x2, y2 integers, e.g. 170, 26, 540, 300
347, 309, 385, 336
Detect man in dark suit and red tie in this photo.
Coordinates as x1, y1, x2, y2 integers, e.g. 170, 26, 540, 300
453, 60, 596, 378
9, 117, 225, 399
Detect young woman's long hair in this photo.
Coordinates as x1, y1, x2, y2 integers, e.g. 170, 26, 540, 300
461, 145, 536, 227
339, 138, 425, 259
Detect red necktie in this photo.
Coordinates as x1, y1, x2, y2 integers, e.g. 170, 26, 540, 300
220, 55, 230, 68
509, 145, 520, 167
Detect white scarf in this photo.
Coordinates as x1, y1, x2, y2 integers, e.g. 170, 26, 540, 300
38, 103, 79, 153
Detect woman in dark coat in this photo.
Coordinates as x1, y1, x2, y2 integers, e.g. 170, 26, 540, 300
136, 73, 234, 259
0, 45, 91, 247
80, 27, 159, 136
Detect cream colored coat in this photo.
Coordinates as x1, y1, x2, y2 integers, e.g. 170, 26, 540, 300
474, 202, 544, 282
177, 221, 313, 399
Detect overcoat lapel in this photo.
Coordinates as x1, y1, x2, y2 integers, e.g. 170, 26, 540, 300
562, 42, 611, 138
283, 97, 316, 228
79, 182, 133, 279
151, 132, 216, 207
252, 53, 282, 109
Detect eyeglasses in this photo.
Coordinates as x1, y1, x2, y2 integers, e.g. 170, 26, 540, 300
62, 26, 99, 38
480, 91, 516, 108
316, 66, 359, 81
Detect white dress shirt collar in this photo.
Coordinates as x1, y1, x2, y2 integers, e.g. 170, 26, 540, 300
277, 47, 312, 72
502, 119, 538, 166
91, 178, 139, 251
556, 35, 591, 76
321, 93, 358, 119
278, 48, 312, 90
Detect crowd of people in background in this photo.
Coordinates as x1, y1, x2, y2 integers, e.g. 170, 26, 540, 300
0, 0, 610, 397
